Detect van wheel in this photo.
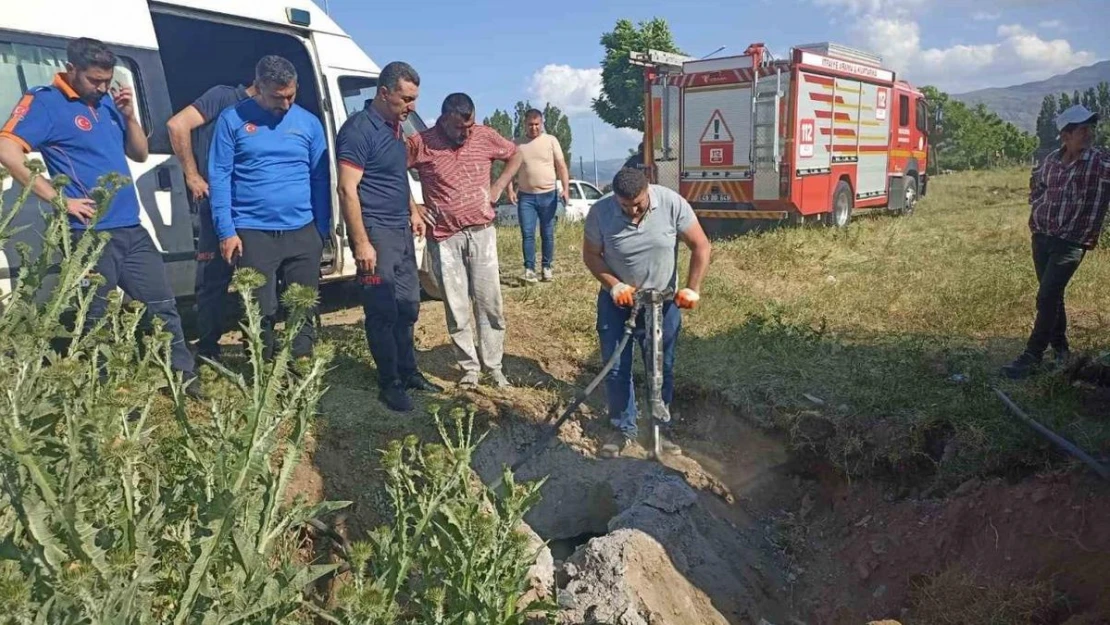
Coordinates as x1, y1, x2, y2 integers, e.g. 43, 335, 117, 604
826, 181, 853, 228
901, 176, 918, 216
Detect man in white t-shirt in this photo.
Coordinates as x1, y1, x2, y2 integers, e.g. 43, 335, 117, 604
507, 109, 570, 283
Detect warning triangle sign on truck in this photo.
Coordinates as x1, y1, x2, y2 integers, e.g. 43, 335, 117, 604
699, 109, 734, 143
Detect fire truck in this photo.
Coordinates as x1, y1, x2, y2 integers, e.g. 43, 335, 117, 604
632, 42, 931, 228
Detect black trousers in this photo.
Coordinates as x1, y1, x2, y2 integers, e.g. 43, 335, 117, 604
359, 226, 420, 389
1025, 233, 1086, 357
238, 223, 322, 359
193, 197, 234, 358
80, 225, 195, 375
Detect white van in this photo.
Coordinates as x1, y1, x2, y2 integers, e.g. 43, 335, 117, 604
0, 0, 440, 299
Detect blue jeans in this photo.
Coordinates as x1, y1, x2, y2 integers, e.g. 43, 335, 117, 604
595, 290, 680, 437
517, 191, 558, 271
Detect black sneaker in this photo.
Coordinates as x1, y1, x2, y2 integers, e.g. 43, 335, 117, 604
406, 373, 443, 393
1053, 348, 1071, 369
379, 381, 414, 412
1000, 352, 1042, 380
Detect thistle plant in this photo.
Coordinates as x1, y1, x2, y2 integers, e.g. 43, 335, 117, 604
0, 161, 346, 624
331, 406, 556, 625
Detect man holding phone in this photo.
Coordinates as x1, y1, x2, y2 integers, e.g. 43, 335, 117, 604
0, 36, 199, 395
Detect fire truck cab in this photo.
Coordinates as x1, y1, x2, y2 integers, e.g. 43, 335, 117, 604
635, 42, 930, 228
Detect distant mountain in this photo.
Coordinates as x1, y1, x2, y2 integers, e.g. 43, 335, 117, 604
571, 158, 628, 188
952, 60, 1110, 133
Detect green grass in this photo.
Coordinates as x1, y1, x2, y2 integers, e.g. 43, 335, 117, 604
490, 167, 1110, 487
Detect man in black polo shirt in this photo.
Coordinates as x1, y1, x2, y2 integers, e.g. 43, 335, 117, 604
336, 61, 441, 412
167, 80, 256, 360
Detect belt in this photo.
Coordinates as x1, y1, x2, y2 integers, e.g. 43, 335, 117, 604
461, 222, 492, 232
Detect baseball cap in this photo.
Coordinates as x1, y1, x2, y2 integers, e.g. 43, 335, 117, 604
1056, 104, 1099, 132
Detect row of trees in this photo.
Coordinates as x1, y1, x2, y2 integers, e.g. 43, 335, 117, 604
921, 87, 1038, 171
1035, 83, 1110, 154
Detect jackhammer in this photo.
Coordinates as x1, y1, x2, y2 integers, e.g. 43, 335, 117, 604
492, 288, 674, 490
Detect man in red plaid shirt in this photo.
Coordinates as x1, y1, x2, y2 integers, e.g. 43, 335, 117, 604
1002, 105, 1109, 379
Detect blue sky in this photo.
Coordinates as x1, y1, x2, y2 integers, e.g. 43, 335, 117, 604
319, 0, 1107, 161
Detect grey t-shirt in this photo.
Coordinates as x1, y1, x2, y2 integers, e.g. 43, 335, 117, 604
584, 185, 696, 292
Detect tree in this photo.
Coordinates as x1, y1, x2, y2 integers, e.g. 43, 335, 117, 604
483, 109, 513, 188
1059, 92, 1072, 112
1035, 94, 1058, 153
593, 18, 682, 131
919, 84, 1036, 170
543, 103, 573, 167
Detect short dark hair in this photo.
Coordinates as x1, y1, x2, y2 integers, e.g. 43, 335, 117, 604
255, 55, 297, 87
67, 38, 116, 71
379, 61, 420, 91
612, 168, 649, 199
525, 108, 543, 121
441, 93, 475, 119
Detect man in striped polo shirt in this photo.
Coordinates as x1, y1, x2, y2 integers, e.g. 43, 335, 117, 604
407, 93, 523, 389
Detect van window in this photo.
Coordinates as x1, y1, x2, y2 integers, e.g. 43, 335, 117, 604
338, 76, 427, 137
899, 94, 910, 127
0, 41, 146, 133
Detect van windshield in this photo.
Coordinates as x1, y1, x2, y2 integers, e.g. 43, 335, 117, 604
338, 75, 427, 137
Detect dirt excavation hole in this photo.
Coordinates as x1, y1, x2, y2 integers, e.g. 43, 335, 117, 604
468, 397, 1110, 625
472, 415, 795, 625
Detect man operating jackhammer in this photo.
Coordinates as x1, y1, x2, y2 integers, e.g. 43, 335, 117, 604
582, 168, 712, 456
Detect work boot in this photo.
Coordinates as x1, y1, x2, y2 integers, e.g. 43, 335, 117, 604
489, 369, 511, 389
458, 371, 480, 390
1000, 351, 1042, 380
379, 381, 414, 413
406, 372, 443, 393
541, 267, 554, 282
522, 269, 538, 284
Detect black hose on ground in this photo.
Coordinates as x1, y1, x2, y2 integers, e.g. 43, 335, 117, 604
993, 387, 1110, 481
490, 302, 643, 491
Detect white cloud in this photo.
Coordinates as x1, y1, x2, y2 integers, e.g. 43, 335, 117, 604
1037, 19, 1064, 29
813, 0, 926, 14
851, 16, 1096, 92
972, 10, 1001, 20
527, 64, 602, 115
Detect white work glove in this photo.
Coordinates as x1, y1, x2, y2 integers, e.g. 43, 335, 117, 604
610, 282, 637, 307
675, 288, 700, 310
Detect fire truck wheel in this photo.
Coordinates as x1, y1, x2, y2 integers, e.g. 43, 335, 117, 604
827, 180, 853, 228
901, 176, 919, 216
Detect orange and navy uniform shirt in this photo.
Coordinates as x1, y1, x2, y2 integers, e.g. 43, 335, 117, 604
1, 73, 141, 230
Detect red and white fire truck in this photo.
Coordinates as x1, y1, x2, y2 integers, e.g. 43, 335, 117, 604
633, 42, 931, 227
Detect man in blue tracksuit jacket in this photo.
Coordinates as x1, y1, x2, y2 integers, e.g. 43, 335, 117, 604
208, 55, 330, 360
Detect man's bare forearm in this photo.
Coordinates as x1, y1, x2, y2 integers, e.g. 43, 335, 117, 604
583, 247, 621, 290
493, 152, 524, 189
125, 116, 148, 162
338, 186, 369, 248
0, 139, 57, 204
168, 123, 200, 180
556, 158, 570, 195
685, 244, 710, 292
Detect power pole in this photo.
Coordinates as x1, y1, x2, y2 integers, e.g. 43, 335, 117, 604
592, 121, 598, 187
579, 156, 585, 180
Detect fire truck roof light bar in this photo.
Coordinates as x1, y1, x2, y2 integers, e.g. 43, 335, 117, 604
794, 42, 883, 67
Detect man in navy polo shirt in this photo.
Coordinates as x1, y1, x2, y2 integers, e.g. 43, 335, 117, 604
336, 61, 441, 412
208, 55, 329, 361
0, 37, 199, 392
167, 80, 256, 360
